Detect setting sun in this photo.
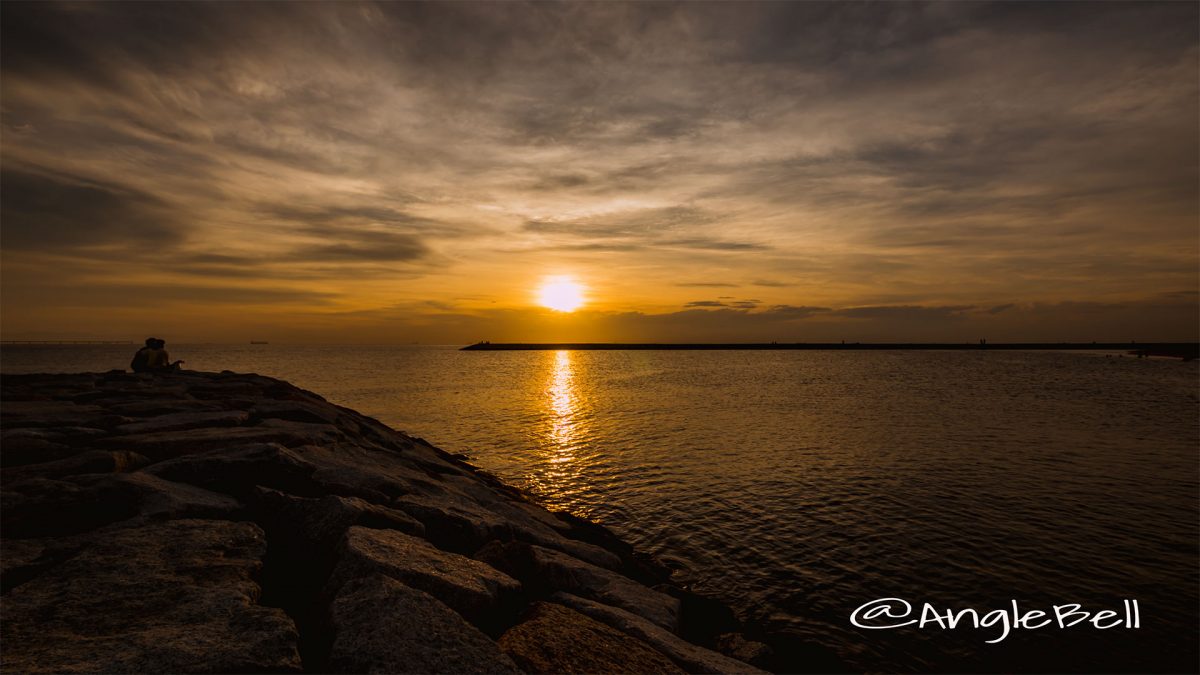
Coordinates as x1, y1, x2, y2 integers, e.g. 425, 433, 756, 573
536, 276, 586, 312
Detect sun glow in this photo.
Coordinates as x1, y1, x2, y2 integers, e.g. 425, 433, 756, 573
536, 276, 586, 312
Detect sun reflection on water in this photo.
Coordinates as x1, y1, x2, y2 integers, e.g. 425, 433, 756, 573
527, 349, 594, 513
547, 349, 577, 461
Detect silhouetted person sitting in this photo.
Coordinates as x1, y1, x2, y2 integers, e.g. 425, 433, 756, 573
131, 338, 184, 373
130, 337, 157, 373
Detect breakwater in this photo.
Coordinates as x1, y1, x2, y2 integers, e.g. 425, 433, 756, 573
461, 342, 1199, 359
0, 370, 828, 673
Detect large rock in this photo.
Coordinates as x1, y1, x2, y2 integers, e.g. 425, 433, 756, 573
0, 437, 77, 468
252, 486, 425, 548
552, 592, 767, 674
0, 401, 106, 428
0, 371, 758, 675
145, 442, 320, 497
498, 601, 684, 674
329, 526, 522, 632
0, 450, 149, 485
74, 472, 243, 521
100, 425, 315, 460
477, 540, 681, 632
0, 519, 301, 673
1, 477, 141, 537
113, 410, 250, 435
328, 574, 520, 674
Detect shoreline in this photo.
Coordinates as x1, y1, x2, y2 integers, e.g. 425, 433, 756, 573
0, 369, 836, 673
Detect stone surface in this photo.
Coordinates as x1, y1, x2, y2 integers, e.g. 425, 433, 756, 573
0, 371, 763, 675
329, 526, 522, 631
477, 540, 681, 632
498, 601, 684, 674
114, 410, 250, 435
553, 592, 769, 674
716, 633, 775, 670
74, 472, 244, 521
253, 487, 425, 548
1, 449, 149, 484
1, 519, 301, 673
145, 442, 320, 496
1, 477, 141, 537
101, 425, 314, 460
329, 574, 520, 674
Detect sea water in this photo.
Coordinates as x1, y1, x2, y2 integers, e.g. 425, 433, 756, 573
3, 345, 1196, 672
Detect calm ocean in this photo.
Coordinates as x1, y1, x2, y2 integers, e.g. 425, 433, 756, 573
3, 344, 1197, 673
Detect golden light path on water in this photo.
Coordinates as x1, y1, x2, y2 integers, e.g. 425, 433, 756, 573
548, 350, 576, 459
528, 349, 592, 513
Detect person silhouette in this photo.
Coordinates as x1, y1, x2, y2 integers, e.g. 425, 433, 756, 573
130, 337, 157, 373
141, 338, 183, 369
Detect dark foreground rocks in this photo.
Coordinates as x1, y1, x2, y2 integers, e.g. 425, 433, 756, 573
0, 371, 785, 673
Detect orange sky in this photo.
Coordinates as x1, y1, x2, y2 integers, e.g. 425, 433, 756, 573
2, 2, 1197, 343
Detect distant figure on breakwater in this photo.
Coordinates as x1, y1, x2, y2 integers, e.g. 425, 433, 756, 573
130, 337, 184, 373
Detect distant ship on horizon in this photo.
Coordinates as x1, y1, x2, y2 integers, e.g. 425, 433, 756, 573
249, 341, 269, 345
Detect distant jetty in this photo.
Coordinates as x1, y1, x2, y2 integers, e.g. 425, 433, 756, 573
1, 340, 133, 345
462, 342, 1200, 360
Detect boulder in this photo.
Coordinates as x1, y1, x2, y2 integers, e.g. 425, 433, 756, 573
0, 401, 105, 428
106, 400, 225, 417
0, 538, 48, 593
1, 477, 141, 537
289, 443, 433, 504
252, 487, 425, 549
1, 519, 301, 673
0, 450, 149, 484
251, 399, 345, 426
552, 592, 767, 674
2, 426, 108, 441
100, 425, 315, 460
477, 540, 681, 632
328, 574, 520, 674
75, 472, 243, 521
328, 526, 522, 632
0, 437, 76, 468
715, 633, 775, 670
113, 410, 250, 435
498, 601, 684, 674
393, 494, 519, 553
145, 442, 320, 497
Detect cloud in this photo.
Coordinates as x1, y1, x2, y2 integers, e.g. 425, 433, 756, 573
1, 1, 1196, 341
831, 305, 976, 320
0, 167, 184, 250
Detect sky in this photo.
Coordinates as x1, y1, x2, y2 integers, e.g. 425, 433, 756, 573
2, 1, 1197, 344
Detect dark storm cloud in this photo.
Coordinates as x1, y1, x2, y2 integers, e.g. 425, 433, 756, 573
831, 305, 976, 321
11, 280, 338, 307
0, 167, 183, 250
286, 234, 428, 263
262, 204, 430, 227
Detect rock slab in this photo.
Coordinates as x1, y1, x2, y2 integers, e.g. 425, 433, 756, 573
1, 519, 301, 673
498, 601, 685, 674
329, 574, 520, 674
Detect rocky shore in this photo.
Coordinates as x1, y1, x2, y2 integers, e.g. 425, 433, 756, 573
0, 370, 811, 674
